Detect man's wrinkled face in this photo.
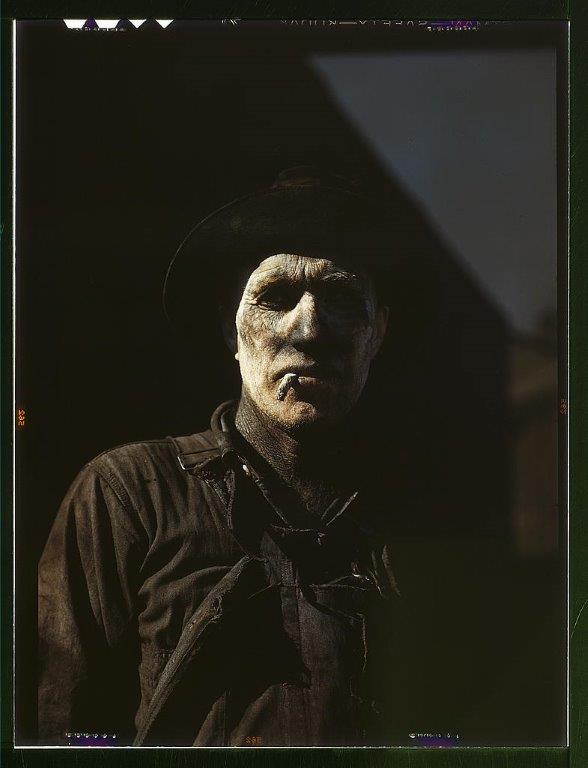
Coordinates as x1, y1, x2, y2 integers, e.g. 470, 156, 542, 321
232, 253, 388, 431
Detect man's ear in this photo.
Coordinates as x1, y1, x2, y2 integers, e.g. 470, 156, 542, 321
220, 307, 238, 359
370, 304, 389, 359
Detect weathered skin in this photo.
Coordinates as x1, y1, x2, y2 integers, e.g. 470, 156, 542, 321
230, 253, 388, 515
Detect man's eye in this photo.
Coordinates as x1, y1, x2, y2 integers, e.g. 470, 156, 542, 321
257, 286, 298, 309
319, 285, 364, 312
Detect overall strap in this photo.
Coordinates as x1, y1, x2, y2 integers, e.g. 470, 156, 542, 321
167, 432, 220, 471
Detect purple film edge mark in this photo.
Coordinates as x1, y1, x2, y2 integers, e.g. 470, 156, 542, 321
410, 736, 461, 747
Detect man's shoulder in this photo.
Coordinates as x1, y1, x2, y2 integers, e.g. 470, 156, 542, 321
85, 428, 220, 484
56, 428, 225, 542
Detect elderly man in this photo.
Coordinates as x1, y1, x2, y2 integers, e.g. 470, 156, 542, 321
38, 168, 421, 747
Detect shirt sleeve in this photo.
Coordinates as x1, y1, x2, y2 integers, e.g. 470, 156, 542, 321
38, 461, 149, 744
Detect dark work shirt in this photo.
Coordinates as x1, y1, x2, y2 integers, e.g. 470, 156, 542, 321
38, 401, 406, 747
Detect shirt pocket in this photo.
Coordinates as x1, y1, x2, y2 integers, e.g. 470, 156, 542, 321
304, 575, 398, 743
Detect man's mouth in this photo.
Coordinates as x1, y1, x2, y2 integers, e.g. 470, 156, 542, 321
274, 364, 337, 401
274, 363, 336, 381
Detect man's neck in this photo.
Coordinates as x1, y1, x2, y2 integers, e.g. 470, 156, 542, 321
234, 391, 345, 515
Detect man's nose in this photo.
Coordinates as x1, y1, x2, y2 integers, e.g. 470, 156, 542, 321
284, 292, 326, 347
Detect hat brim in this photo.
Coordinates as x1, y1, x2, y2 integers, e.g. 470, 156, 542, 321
163, 182, 436, 346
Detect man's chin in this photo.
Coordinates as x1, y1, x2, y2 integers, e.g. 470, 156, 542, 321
270, 397, 344, 431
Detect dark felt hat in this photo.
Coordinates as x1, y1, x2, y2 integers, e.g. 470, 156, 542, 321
163, 167, 434, 343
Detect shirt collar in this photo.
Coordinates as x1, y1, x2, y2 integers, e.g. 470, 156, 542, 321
208, 400, 377, 541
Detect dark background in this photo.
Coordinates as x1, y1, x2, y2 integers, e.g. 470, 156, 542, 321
15, 20, 567, 746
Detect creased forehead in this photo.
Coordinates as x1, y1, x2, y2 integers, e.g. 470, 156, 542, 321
245, 253, 364, 287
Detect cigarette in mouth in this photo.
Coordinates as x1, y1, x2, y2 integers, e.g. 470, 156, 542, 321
276, 373, 298, 401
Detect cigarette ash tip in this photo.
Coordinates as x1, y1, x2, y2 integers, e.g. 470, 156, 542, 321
276, 373, 298, 401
